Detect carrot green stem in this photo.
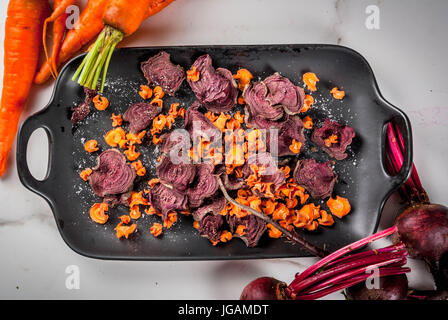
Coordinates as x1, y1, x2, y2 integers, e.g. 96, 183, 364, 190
72, 25, 123, 92
100, 40, 118, 93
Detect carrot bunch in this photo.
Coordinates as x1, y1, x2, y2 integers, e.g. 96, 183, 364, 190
72, 0, 176, 92
36, 0, 176, 85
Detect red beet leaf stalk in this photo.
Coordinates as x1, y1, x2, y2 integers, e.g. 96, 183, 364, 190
386, 122, 448, 290
241, 226, 411, 300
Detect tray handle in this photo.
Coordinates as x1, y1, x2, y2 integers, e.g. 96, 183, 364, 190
16, 112, 54, 198
381, 102, 413, 189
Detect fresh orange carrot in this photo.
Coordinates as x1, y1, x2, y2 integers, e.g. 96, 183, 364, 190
48, 12, 67, 78
74, 0, 176, 91
0, 0, 49, 177
35, 0, 108, 84
143, 0, 175, 19
103, 0, 154, 37
36, 0, 175, 86
42, 0, 76, 78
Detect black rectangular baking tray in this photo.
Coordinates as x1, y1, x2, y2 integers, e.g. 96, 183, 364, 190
16, 44, 412, 260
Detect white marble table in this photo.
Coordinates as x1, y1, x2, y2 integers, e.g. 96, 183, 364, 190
0, 0, 446, 299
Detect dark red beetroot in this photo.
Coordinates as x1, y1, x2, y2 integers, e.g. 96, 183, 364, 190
345, 274, 409, 300
141, 51, 185, 96
187, 54, 237, 113
241, 277, 289, 300
386, 122, 448, 290
293, 159, 337, 199
311, 119, 356, 160
123, 101, 161, 133
240, 227, 410, 300
89, 149, 136, 197
393, 204, 448, 289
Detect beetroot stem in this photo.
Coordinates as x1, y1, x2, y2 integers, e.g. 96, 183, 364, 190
289, 226, 398, 287
393, 123, 428, 202
290, 249, 408, 294
386, 123, 414, 187
299, 256, 408, 295
393, 123, 423, 190
295, 267, 411, 300
324, 242, 406, 269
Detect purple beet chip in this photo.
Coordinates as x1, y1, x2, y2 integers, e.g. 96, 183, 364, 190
141, 51, 185, 96
293, 159, 337, 199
